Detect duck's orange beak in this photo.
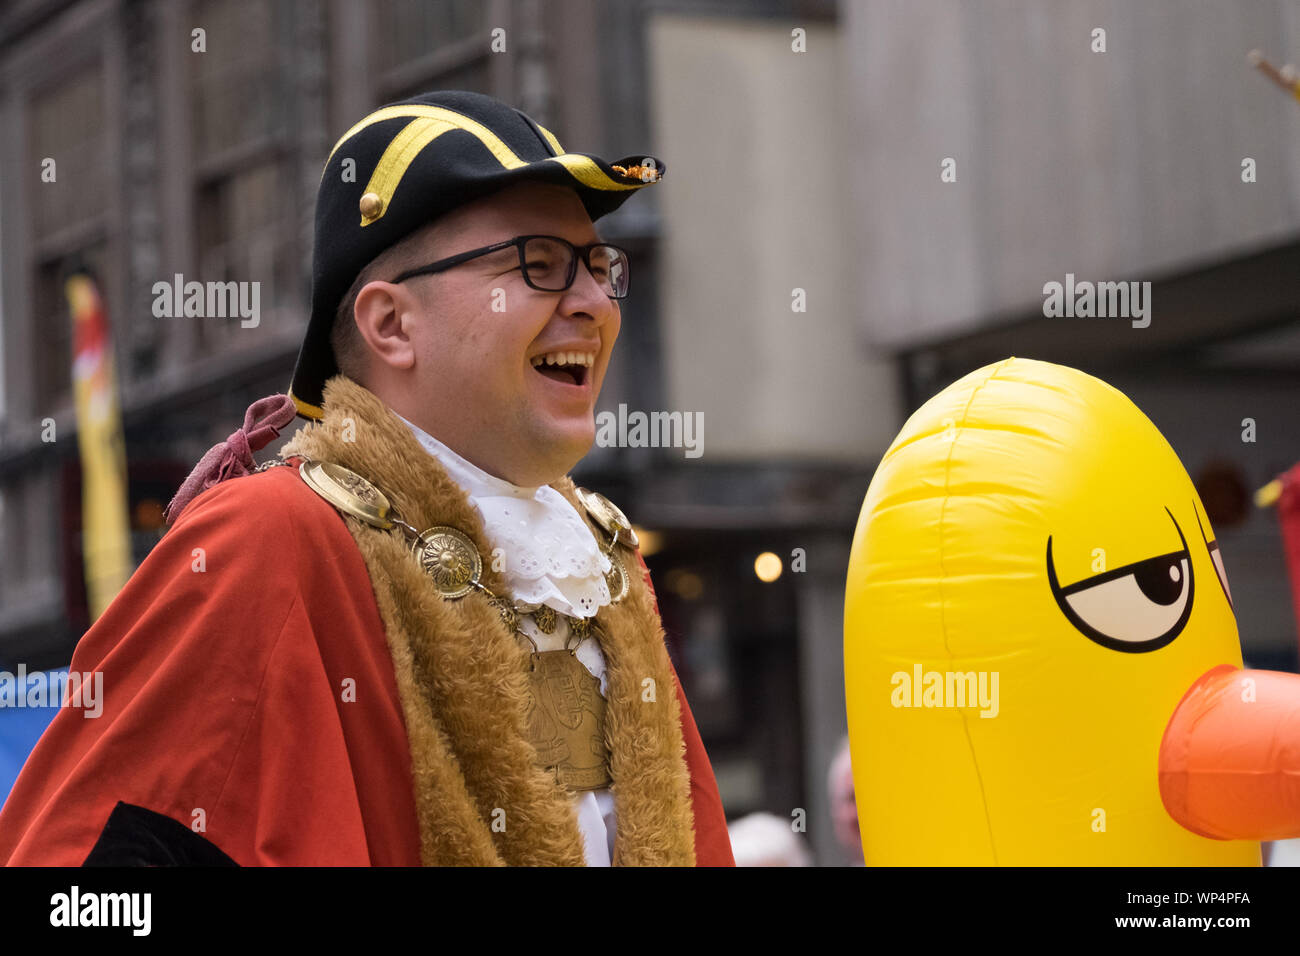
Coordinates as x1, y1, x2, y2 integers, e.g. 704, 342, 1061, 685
1159, 664, 1300, 841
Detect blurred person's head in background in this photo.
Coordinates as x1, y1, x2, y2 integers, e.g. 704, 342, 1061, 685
829, 735, 863, 863
727, 812, 813, 867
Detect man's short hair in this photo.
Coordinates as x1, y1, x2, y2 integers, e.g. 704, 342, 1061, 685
329, 219, 443, 383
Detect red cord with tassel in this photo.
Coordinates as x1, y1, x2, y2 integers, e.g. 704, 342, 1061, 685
164, 394, 297, 526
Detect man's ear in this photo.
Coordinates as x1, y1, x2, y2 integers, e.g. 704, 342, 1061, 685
354, 280, 417, 372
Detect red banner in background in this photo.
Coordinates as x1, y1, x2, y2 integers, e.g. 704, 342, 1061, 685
66, 271, 131, 620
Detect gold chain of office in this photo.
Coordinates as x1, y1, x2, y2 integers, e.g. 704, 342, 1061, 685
260, 456, 642, 792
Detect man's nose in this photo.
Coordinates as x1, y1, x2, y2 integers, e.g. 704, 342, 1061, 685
560, 257, 617, 324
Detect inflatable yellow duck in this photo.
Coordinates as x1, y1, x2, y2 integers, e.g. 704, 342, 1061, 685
844, 357, 1300, 864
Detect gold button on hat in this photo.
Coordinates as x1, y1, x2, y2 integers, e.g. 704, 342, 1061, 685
359, 192, 384, 219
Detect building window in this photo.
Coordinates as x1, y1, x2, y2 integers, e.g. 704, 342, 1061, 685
28, 66, 108, 414
373, 0, 495, 100
189, 0, 293, 348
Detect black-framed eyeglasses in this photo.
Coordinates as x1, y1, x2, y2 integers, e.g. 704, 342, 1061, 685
389, 234, 631, 300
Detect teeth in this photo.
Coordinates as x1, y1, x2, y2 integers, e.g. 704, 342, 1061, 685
530, 351, 595, 368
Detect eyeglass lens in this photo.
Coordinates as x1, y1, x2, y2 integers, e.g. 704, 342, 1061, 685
523, 237, 628, 298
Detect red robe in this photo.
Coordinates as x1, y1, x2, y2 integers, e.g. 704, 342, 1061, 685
0, 467, 734, 866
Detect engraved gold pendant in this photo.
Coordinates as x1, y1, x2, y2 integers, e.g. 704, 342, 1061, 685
411, 527, 482, 599
574, 487, 639, 549
523, 649, 612, 792
299, 460, 394, 529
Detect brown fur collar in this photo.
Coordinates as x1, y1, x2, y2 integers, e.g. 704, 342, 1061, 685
281, 375, 696, 866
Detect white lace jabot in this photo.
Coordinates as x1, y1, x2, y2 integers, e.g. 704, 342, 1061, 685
395, 414, 613, 619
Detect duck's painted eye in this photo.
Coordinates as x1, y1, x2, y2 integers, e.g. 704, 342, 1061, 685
1194, 501, 1233, 610
1046, 508, 1194, 653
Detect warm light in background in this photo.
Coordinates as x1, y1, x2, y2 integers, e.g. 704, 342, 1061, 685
754, 551, 782, 583
631, 525, 663, 557
134, 498, 165, 530
665, 568, 704, 600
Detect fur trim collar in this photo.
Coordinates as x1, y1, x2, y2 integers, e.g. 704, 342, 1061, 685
282, 375, 696, 865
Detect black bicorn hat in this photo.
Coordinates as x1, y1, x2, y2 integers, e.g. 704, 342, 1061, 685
288, 89, 665, 420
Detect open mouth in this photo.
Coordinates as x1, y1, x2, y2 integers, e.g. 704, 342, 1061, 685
530, 350, 594, 388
